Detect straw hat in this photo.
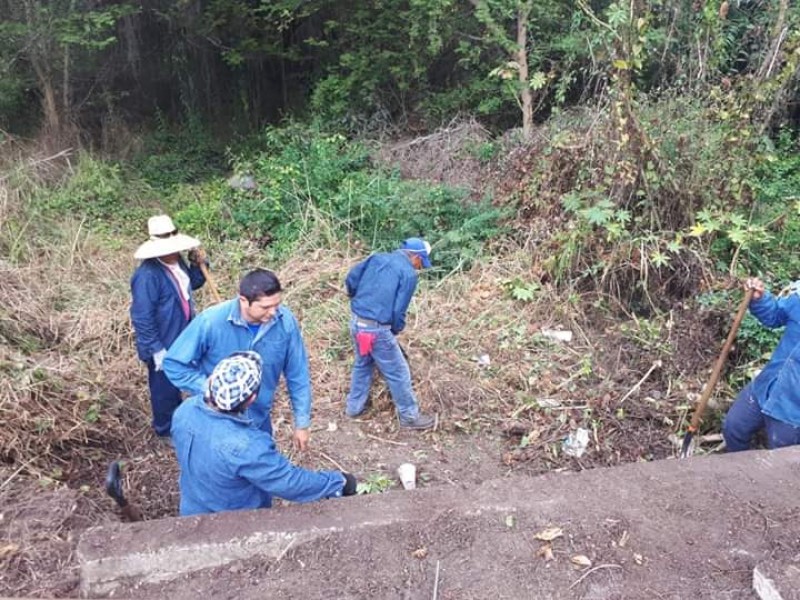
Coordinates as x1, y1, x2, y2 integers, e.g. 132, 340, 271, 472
134, 215, 201, 260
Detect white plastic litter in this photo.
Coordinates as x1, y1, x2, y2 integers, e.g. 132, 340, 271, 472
562, 427, 590, 458
541, 329, 573, 343
397, 463, 417, 490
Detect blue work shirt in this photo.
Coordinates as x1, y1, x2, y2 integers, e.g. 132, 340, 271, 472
171, 395, 345, 516
346, 250, 419, 334
130, 258, 205, 362
748, 284, 800, 427
163, 299, 313, 431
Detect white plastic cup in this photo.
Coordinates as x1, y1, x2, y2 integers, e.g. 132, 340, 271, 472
397, 463, 416, 490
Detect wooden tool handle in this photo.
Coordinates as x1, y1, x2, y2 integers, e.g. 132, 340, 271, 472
198, 261, 222, 304
688, 287, 755, 432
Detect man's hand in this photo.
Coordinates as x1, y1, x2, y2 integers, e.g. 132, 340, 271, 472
292, 428, 310, 452
744, 277, 765, 300
153, 348, 167, 372
187, 247, 207, 266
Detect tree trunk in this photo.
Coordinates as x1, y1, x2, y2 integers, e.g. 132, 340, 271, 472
517, 2, 533, 139
758, 0, 789, 80
32, 60, 61, 134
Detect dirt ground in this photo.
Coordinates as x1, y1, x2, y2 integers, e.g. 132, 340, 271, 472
82, 449, 800, 600
0, 126, 755, 598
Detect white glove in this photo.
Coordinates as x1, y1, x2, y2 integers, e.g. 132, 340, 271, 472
153, 349, 167, 372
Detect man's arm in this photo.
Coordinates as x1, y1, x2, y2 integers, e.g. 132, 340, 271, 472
238, 435, 347, 503
391, 271, 417, 334
130, 269, 164, 361
185, 251, 207, 290
345, 259, 367, 297
282, 312, 313, 433
163, 318, 211, 395
746, 278, 791, 329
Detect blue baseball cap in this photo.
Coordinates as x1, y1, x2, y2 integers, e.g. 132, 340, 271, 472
400, 238, 432, 268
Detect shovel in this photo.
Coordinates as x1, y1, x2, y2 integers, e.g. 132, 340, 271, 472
680, 287, 754, 458
198, 261, 222, 304
105, 461, 144, 522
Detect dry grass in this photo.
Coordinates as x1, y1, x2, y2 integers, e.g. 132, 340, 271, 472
0, 138, 726, 597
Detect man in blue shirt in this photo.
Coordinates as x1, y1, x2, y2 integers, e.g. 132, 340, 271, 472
171, 351, 357, 516
164, 269, 313, 451
344, 238, 436, 430
723, 277, 800, 451
130, 214, 207, 437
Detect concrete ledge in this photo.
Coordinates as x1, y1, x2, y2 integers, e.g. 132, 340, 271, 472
754, 559, 800, 600
78, 448, 800, 599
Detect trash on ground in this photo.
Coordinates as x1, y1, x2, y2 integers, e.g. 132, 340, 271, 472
541, 329, 573, 343
397, 463, 416, 490
562, 427, 590, 458
472, 354, 491, 368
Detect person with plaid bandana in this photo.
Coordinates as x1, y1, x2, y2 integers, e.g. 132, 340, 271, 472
170, 351, 357, 516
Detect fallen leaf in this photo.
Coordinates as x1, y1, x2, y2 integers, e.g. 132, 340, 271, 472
535, 543, 554, 561
0, 543, 19, 559
633, 553, 643, 565
571, 555, 592, 568
411, 547, 428, 559
534, 526, 563, 541
618, 530, 629, 548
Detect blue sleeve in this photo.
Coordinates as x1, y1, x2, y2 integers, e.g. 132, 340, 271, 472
130, 268, 164, 360
750, 290, 791, 329
345, 260, 367, 297
283, 312, 313, 429
181, 258, 206, 291
236, 436, 345, 503
391, 271, 417, 334
163, 317, 211, 395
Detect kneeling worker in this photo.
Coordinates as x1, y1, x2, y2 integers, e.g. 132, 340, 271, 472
171, 351, 357, 516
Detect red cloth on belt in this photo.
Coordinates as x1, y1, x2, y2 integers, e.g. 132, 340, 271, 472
356, 331, 377, 356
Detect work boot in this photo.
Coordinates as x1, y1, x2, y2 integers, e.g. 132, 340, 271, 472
399, 413, 436, 430
345, 399, 372, 419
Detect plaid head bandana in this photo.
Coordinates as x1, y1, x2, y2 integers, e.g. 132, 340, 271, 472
208, 351, 263, 411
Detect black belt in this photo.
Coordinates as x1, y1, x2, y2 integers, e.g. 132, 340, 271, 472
353, 315, 390, 328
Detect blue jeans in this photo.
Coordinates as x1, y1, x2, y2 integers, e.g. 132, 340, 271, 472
147, 360, 183, 437
346, 320, 419, 422
722, 383, 800, 451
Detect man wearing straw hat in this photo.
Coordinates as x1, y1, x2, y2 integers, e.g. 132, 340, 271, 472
171, 351, 357, 516
130, 214, 208, 438
344, 237, 436, 430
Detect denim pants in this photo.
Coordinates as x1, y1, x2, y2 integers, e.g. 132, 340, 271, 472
346, 320, 420, 421
147, 360, 183, 437
722, 383, 800, 451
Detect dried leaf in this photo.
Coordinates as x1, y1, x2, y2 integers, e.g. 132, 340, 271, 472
571, 555, 592, 568
618, 530, 629, 548
411, 547, 428, 559
534, 526, 563, 541
0, 543, 19, 559
535, 543, 554, 561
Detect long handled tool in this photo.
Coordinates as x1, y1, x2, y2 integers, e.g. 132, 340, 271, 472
680, 287, 754, 458
105, 461, 144, 522
198, 260, 222, 304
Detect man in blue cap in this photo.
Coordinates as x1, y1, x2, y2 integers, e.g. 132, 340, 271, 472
171, 351, 357, 516
344, 237, 436, 430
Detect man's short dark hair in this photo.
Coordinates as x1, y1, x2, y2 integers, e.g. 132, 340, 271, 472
239, 269, 282, 303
